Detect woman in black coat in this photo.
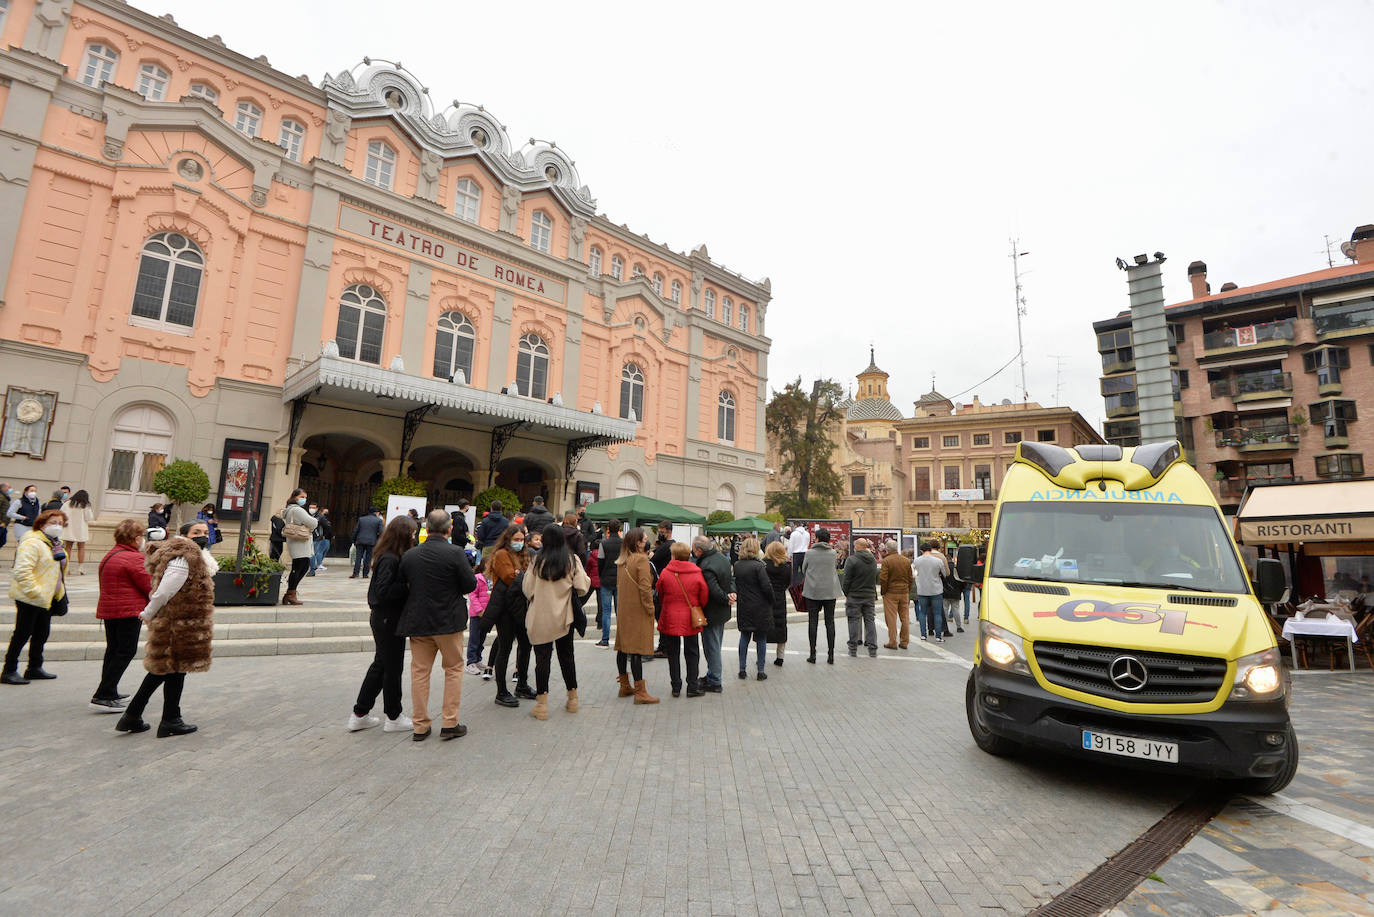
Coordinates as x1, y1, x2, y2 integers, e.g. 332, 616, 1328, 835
763, 540, 792, 667
487, 570, 532, 708
732, 537, 775, 680
349, 515, 417, 733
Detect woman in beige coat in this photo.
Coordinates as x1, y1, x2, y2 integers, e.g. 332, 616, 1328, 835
281, 488, 318, 605
521, 524, 590, 720
61, 490, 96, 573
614, 527, 658, 704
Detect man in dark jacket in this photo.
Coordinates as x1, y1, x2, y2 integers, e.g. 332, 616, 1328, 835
474, 501, 509, 558
692, 536, 735, 693
577, 507, 597, 544
395, 510, 476, 742
523, 495, 555, 536
451, 498, 471, 548
841, 538, 880, 657
648, 521, 675, 657
560, 511, 588, 566
595, 520, 623, 646
350, 509, 384, 579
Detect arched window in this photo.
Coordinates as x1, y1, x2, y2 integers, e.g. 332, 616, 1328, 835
136, 62, 169, 101
610, 255, 624, 281
364, 140, 396, 190
615, 471, 641, 498
530, 210, 553, 253
455, 177, 481, 223
715, 484, 735, 514
632, 263, 645, 279
234, 101, 262, 137
516, 333, 550, 400
721, 296, 733, 327
670, 280, 682, 303
434, 312, 476, 383
589, 246, 603, 275
279, 118, 306, 162
188, 82, 218, 104
336, 283, 387, 364
130, 232, 204, 330
620, 363, 644, 421
80, 43, 118, 88
104, 404, 174, 514
738, 304, 750, 332
652, 273, 663, 295
704, 289, 715, 318
717, 390, 736, 443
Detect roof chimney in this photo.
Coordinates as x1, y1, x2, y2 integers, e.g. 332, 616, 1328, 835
1187, 260, 1209, 298
1219, 282, 1239, 292
1348, 224, 1374, 265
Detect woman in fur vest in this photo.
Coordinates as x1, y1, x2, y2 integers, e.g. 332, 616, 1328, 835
115, 520, 215, 737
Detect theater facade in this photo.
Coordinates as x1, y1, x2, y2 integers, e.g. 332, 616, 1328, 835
0, 0, 771, 538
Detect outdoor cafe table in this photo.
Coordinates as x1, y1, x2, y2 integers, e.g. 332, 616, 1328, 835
1282, 615, 1359, 670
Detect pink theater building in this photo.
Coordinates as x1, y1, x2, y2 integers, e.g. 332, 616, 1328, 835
0, 0, 772, 545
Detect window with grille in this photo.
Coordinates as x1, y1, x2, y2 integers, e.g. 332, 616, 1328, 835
434, 312, 475, 382
944, 466, 960, 489
977, 512, 992, 528
973, 433, 990, 446
851, 475, 865, 496
943, 435, 959, 448
516, 333, 550, 400
620, 363, 645, 420
130, 232, 204, 330
234, 101, 262, 136
917, 513, 930, 528
81, 43, 118, 88
336, 284, 387, 364
1005, 431, 1022, 444
455, 177, 481, 222
717, 390, 736, 443
137, 62, 169, 100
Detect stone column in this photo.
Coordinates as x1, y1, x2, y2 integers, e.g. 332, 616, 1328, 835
487, 290, 514, 390
289, 185, 342, 366
561, 285, 583, 405
753, 349, 768, 454
401, 262, 431, 374
685, 325, 704, 437
1124, 257, 1174, 443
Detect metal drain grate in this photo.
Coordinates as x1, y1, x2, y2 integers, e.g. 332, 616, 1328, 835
1027, 790, 1230, 916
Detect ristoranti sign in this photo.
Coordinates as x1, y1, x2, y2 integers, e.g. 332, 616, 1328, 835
337, 205, 566, 304
1238, 515, 1374, 544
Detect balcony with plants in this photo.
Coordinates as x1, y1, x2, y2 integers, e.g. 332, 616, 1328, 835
1209, 369, 1292, 403
1201, 315, 1297, 355
1213, 417, 1300, 452
1313, 295, 1374, 341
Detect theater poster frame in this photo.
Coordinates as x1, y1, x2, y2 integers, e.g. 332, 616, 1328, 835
216, 438, 269, 523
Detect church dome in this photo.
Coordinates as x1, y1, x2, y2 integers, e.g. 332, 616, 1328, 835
846, 398, 904, 422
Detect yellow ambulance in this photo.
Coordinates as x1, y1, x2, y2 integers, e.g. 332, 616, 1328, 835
956, 441, 1298, 793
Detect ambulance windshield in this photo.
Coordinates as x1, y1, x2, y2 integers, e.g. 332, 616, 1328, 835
989, 501, 1251, 594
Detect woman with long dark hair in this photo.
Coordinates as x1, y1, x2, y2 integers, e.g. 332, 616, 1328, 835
521, 524, 589, 720
280, 487, 317, 605
349, 515, 418, 733
61, 490, 96, 573
489, 523, 535, 705
614, 527, 658, 704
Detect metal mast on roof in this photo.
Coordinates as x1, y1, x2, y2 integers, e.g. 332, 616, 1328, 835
1011, 239, 1030, 401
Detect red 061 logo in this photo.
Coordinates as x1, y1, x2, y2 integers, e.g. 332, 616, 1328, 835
1032, 599, 1217, 634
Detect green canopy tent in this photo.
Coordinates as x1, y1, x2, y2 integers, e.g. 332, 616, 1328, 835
705, 516, 776, 535
581, 494, 706, 529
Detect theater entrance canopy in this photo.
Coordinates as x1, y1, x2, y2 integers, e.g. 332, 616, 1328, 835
283, 354, 637, 493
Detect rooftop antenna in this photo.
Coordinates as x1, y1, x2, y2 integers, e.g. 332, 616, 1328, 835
1050, 354, 1067, 406
1319, 234, 1337, 268
1011, 239, 1030, 401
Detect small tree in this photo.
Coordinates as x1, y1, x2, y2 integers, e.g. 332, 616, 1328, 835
370, 475, 427, 511
758, 511, 784, 525
153, 458, 210, 530
706, 510, 735, 527
475, 485, 521, 517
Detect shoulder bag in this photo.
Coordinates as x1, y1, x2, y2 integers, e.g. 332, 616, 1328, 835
282, 510, 312, 542
674, 571, 707, 630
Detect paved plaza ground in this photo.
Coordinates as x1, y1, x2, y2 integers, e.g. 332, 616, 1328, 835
1, 569, 1371, 916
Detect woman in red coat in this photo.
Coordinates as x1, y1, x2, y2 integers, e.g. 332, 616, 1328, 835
654, 541, 708, 698
91, 519, 153, 711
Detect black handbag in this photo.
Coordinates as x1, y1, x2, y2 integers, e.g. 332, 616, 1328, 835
50, 592, 69, 617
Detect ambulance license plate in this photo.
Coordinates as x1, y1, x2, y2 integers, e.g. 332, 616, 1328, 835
1081, 730, 1178, 763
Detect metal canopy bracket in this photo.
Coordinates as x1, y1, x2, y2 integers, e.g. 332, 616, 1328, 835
400, 404, 440, 469
286, 396, 310, 468
565, 435, 617, 495
488, 421, 523, 486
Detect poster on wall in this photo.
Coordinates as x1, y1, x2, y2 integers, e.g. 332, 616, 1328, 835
386, 495, 428, 525
576, 481, 600, 507
0, 387, 58, 459
216, 439, 269, 522
853, 528, 903, 560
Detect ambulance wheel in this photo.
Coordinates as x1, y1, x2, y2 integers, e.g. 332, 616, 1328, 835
1237, 725, 1299, 796
966, 670, 1017, 757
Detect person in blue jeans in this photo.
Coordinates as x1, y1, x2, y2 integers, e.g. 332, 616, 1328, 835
912, 541, 948, 644
596, 520, 623, 646
308, 505, 332, 574
693, 536, 735, 691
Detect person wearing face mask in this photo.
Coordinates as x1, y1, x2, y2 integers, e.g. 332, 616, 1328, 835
280, 488, 318, 605
3, 509, 68, 684
488, 523, 534, 706
308, 505, 333, 575
8, 485, 42, 542
90, 519, 153, 711
116, 520, 216, 736
195, 503, 221, 547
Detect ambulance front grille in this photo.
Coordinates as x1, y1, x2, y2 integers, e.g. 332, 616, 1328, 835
1032, 642, 1228, 704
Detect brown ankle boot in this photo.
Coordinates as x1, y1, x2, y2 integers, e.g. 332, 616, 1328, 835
617, 673, 633, 697
565, 688, 579, 713
530, 693, 548, 720
633, 679, 659, 705
282, 590, 302, 606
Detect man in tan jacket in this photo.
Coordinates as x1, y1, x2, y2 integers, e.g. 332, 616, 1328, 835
878, 541, 915, 649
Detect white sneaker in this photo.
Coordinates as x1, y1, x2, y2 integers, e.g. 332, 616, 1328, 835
384, 714, 413, 732
317, 565, 327, 572
348, 713, 381, 731
464, 663, 483, 676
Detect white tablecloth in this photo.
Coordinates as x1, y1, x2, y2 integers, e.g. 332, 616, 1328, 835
1282, 617, 1360, 643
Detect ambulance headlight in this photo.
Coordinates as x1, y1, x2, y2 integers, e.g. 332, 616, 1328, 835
1231, 648, 1285, 701
980, 621, 1031, 677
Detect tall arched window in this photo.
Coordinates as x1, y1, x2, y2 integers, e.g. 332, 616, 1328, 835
188, 82, 219, 104
717, 390, 736, 443
615, 471, 641, 498
336, 283, 387, 364
620, 363, 644, 421
434, 311, 476, 382
652, 273, 663, 295
279, 118, 306, 162
610, 255, 624, 281
738, 304, 750, 332
130, 232, 204, 330
670, 280, 682, 303
455, 177, 481, 223
364, 140, 396, 189
136, 62, 169, 101
721, 296, 733, 327
234, 101, 262, 137
704, 289, 715, 318
80, 43, 118, 88
516, 332, 550, 400
589, 246, 603, 275
530, 210, 553, 253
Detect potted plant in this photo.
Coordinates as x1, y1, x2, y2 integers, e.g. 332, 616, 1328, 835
1214, 469, 1227, 481
214, 533, 285, 606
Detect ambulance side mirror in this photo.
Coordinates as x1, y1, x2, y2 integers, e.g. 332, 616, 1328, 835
956, 544, 984, 583
1254, 558, 1286, 605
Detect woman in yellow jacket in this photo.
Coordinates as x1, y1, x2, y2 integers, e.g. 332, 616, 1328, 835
4, 509, 68, 684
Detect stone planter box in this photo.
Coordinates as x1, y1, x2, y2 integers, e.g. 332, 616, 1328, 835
213, 571, 282, 606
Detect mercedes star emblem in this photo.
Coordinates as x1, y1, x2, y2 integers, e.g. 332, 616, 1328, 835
1109, 655, 1148, 692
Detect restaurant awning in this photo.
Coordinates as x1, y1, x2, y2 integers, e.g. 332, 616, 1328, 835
1236, 480, 1374, 545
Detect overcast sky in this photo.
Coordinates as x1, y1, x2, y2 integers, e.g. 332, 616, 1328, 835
158, 0, 1374, 431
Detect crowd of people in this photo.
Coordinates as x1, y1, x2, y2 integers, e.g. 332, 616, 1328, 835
1, 483, 979, 741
